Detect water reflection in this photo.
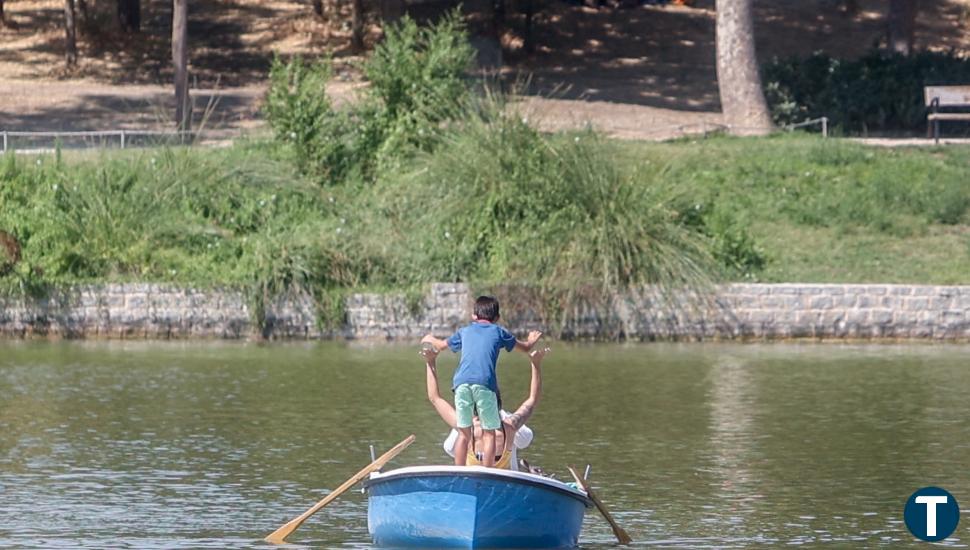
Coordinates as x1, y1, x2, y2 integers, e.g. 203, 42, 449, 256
705, 355, 768, 544
0, 342, 968, 548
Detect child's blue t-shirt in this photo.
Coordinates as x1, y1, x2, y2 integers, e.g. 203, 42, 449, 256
448, 321, 517, 392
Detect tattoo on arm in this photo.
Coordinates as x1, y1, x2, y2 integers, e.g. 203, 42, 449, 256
509, 404, 533, 429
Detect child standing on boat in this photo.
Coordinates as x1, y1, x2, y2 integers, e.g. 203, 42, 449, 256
421, 295, 542, 467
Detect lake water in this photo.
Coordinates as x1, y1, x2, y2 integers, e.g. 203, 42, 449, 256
1, 341, 968, 548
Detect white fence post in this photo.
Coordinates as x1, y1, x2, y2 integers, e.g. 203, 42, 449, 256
822, 117, 828, 138
2, 131, 7, 153
120, 130, 126, 149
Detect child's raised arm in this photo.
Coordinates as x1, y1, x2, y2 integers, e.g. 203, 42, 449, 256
514, 330, 543, 352
421, 333, 451, 352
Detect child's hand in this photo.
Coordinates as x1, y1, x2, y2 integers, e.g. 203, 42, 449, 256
526, 330, 543, 345
421, 333, 436, 345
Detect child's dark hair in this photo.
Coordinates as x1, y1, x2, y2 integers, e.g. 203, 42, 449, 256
474, 295, 500, 322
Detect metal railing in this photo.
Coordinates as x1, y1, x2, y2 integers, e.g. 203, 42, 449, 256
784, 116, 829, 137
0, 129, 226, 154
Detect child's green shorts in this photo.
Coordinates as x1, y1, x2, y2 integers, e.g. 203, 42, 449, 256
454, 383, 501, 430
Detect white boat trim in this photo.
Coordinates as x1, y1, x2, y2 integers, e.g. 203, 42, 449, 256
368, 465, 589, 501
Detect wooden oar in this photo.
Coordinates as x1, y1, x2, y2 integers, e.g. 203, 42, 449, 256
265, 434, 416, 544
568, 465, 632, 545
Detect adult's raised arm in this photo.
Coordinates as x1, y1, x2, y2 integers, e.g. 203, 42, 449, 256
505, 347, 549, 431
422, 348, 457, 428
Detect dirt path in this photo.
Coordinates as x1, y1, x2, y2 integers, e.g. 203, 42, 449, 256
2, 0, 969, 141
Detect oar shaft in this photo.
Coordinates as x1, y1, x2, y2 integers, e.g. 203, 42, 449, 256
568, 465, 632, 545
265, 434, 416, 544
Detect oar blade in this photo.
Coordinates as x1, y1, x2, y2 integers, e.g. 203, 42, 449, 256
568, 465, 633, 545
264, 518, 301, 544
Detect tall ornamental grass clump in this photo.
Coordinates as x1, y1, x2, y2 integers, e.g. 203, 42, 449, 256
265, 10, 474, 182
368, 105, 719, 323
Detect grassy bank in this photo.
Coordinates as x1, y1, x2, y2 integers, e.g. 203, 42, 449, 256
613, 136, 970, 284
1, 135, 968, 296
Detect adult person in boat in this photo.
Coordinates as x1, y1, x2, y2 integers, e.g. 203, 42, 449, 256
420, 345, 549, 471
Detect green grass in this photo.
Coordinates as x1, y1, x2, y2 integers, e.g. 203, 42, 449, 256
752, 222, 970, 284
1, 133, 968, 332
612, 134, 970, 284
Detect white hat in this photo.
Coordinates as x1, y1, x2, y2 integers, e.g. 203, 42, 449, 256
442, 410, 534, 457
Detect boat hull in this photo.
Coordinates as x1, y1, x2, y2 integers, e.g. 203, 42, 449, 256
366, 466, 589, 549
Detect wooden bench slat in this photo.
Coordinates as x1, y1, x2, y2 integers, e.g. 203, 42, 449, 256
925, 86, 970, 107
928, 113, 970, 120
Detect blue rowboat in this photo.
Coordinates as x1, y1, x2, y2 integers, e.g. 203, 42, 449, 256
365, 465, 592, 548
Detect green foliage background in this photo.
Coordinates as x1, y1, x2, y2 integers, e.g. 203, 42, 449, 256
763, 50, 970, 134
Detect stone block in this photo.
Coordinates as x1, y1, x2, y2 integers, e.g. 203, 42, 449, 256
845, 309, 870, 325
820, 310, 845, 326
774, 285, 802, 295
809, 296, 833, 310
892, 311, 919, 326
871, 309, 893, 325
126, 294, 148, 308
835, 295, 858, 308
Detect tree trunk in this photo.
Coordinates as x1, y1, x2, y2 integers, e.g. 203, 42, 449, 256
64, 0, 78, 68
351, 0, 364, 51
887, 0, 918, 55
0, 0, 6, 27
172, 0, 191, 132
77, 0, 88, 28
311, 0, 324, 16
715, 0, 772, 136
118, 0, 141, 32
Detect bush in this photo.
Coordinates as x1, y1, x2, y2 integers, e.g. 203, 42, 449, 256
763, 50, 970, 134
670, 198, 766, 279
265, 10, 475, 181
364, 10, 475, 168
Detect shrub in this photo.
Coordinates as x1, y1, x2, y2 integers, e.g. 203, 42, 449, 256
763, 50, 970, 134
670, 198, 766, 279
364, 10, 475, 167
265, 56, 335, 174
265, 10, 475, 181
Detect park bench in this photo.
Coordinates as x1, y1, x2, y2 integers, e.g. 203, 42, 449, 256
925, 85, 970, 143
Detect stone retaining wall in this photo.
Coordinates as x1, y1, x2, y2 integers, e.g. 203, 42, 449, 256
0, 282, 968, 341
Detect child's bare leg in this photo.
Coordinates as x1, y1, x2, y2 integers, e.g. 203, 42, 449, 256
454, 427, 472, 466
481, 429, 496, 467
